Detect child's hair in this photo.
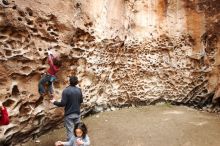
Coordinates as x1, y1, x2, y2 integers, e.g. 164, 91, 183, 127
53, 58, 62, 67
74, 122, 88, 139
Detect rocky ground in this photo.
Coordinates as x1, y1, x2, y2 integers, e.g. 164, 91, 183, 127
23, 104, 220, 146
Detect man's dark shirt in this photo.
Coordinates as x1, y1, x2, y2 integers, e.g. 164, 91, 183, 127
54, 86, 83, 116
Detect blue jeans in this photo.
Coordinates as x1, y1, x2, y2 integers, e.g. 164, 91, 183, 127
38, 74, 56, 95
64, 113, 80, 141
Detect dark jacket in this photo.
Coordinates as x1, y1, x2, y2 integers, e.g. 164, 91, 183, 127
54, 86, 83, 116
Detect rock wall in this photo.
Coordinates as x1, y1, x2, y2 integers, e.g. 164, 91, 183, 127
0, 0, 219, 145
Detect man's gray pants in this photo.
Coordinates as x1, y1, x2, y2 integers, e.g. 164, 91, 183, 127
64, 113, 80, 140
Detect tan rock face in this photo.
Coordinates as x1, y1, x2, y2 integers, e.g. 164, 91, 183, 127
0, 0, 219, 145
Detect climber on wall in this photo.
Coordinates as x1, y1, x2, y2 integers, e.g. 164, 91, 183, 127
0, 101, 9, 126
38, 49, 62, 99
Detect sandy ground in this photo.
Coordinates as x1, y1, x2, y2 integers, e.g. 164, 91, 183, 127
23, 105, 220, 146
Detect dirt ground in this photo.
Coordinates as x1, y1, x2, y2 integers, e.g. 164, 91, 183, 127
23, 104, 220, 146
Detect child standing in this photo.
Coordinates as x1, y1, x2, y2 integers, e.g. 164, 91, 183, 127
0, 101, 9, 125
38, 50, 62, 98
55, 122, 90, 146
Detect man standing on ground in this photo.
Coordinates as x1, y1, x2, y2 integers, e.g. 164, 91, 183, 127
51, 76, 83, 140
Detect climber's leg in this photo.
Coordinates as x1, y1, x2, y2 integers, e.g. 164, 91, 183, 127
48, 81, 54, 99
38, 74, 50, 96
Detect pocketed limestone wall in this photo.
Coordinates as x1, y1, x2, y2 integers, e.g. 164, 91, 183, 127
0, 0, 219, 145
